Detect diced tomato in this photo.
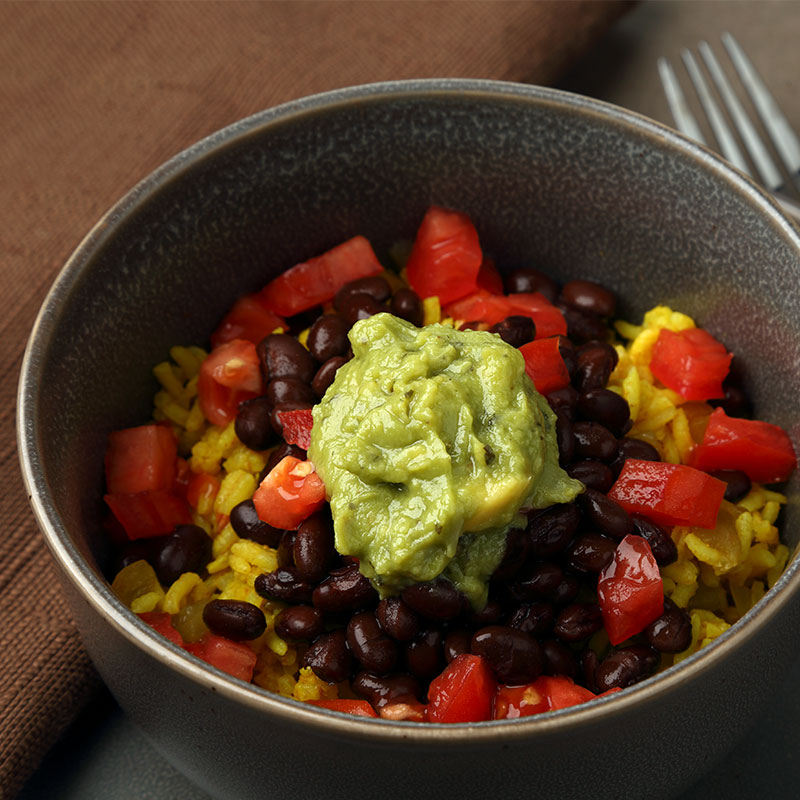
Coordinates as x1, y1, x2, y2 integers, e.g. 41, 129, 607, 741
173, 457, 191, 495
307, 699, 379, 718
493, 676, 601, 720
104, 489, 193, 539
276, 408, 314, 450
650, 327, 732, 401
405, 207, 483, 305
105, 424, 177, 495
519, 337, 571, 395
539, 676, 599, 710
476, 258, 504, 294
608, 459, 726, 530
688, 407, 797, 484
252, 456, 326, 529
197, 339, 263, 427
184, 633, 257, 682
138, 611, 185, 647
493, 682, 549, 719
258, 236, 383, 317
186, 471, 221, 511
210, 293, 286, 348
427, 654, 496, 723
597, 534, 664, 645
443, 290, 566, 339
505, 293, 567, 339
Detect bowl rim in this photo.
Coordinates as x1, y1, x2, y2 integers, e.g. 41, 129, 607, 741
17, 77, 800, 744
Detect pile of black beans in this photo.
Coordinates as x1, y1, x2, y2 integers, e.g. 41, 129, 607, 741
119, 265, 755, 713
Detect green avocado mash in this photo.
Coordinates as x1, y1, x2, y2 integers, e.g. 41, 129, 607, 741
308, 313, 582, 608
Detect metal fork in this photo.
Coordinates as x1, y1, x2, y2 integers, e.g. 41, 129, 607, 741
658, 32, 800, 225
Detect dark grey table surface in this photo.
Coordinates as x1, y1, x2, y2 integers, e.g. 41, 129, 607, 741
19, 1, 800, 797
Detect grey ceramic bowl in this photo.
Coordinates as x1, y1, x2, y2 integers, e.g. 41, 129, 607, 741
18, 80, 800, 800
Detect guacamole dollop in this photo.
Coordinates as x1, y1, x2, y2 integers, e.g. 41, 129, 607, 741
308, 313, 582, 608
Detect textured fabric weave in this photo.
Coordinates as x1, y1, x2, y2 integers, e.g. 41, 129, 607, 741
0, 1, 631, 796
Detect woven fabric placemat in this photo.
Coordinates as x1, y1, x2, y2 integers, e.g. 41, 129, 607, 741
0, 1, 632, 796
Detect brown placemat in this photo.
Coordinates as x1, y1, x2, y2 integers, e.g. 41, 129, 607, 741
0, 1, 633, 796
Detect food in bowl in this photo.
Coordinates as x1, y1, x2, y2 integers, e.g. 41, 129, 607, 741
104, 205, 796, 722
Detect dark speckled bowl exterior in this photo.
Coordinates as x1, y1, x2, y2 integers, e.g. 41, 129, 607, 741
18, 80, 800, 800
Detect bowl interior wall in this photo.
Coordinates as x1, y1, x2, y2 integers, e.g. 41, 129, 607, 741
31, 89, 800, 576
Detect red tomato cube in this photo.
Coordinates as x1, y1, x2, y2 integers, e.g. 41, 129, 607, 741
689, 407, 797, 484
253, 456, 326, 529
519, 337, 571, 395
649, 327, 732, 401
105, 424, 178, 495
427, 654, 496, 723
597, 534, 664, 645
608, 459, 726, 530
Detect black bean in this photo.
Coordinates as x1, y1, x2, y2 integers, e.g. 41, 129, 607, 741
561, 306, 610, 344
230, 499, 283, 548
631, 515, 677, 565
405, 628, 444, 679
337, 292, 385, 325
307, 314, 350, 363
235, 396, 275, 450
573, 342, 619, 392
313, 563, 378, 613
443, 629, 473, 663
352, 671, 421, 708
560, 280, 616, 318
376, 597, 420, 642
257, 333, 316, 384
254, 567, 314, 603
265, 377, 316, 409
579, 488, 633, 540
275, 605, 324, 641
567, 460, 615, 493
491, 315, 536, 348
553, 603, 604, 642
609, 438, 660, 476
401, 578, 465, 621
710, 383, 752, 418
595, 645, 658, 691
577, 389, 631, 437
504, 268, 559, 303
311, 355, 348, 398
116, 541, 153, 573
573, 421, 618, 462
202, 599, 266, 641
471, 625, 543, 685
151, 524, 211, 586
492, 528, 529, 581
293, 512, 335, 582
644, 601, 692, 653
580, 648, 600, 694
565, 531, 617, 573
390, 288, 424, 327
507, 602, 555, 637
555, 335, 577, 377
527, 503, 581, 558
546, 385, 579, 415
276, 529, 296, 568
302, 629, 353, 683
468, 597, 504, 627
262, 443, 306, 478
509, 562, 564, 603
551, 574, 581, 606
335, 276, 391, 309
555, 410, 575, 466
708, 469, 752, 503
347, 612, 398, 675
542, 639, 579, 679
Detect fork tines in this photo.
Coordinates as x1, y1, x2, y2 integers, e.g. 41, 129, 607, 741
658, 32, 800, 197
